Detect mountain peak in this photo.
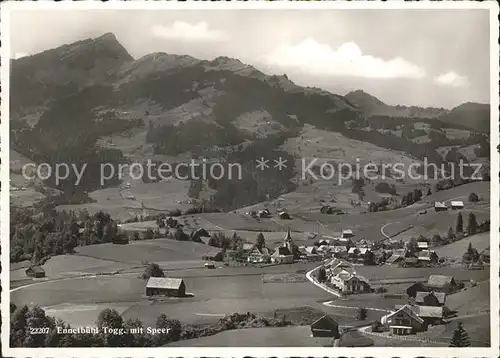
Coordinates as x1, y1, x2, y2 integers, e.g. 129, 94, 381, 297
345, 89, 386, 107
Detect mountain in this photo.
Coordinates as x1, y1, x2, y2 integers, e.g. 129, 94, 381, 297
345, 89, 449, 118
10, 33, 134, 120
439, 102, 490, 133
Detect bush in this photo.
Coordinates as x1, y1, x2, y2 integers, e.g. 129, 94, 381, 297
468, 192, 479, 202
356, 307, 368, 321
142, 263, 165, 279
376, 287, 388, 293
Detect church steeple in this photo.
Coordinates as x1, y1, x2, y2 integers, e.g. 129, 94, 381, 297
284, 227, 292, 241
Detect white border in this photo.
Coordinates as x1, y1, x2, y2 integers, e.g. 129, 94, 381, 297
1, 1, 499, 357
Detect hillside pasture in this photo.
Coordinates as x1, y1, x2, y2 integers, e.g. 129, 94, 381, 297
434, 232, 490, 259
74, 238, 217, 264
445, 280, 490, 315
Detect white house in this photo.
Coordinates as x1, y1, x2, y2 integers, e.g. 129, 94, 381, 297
341, 229, 354, 239
450, 201, 464, 210
330, 270, 370, 293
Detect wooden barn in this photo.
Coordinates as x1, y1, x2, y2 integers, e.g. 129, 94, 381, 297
25, 266, 45, 278
145, 277, 186, 297
310, 315, 340, 338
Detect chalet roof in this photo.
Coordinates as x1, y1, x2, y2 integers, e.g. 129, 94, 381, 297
250, 246, 269, 256
146, 277, 184, 290
415, 291, 446, 305
414, 305, 443, 318
330, 246, 347, 253
27, 266, 45, 274
310, 314, 339, 329
386, 254, 404, 263
417, 241, 429, 249
450, 201, 464, 207
434, 201, 447, 208
480, 248, 490, 257
305, 246, 317, 254
342, 229, 353, 235
418, 250, 437, 260
427, 275, 454, 288
383, 304, 424, 325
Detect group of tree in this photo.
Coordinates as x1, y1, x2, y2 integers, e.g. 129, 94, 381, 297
10, 208, 124, 264
462, 242, 480, 264
374, 182, 397, 195
400, 188, 423, 207
142, 263, 165, 280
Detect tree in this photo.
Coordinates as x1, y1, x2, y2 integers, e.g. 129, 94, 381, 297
447, 226, 455, 243
142, 263, 165, 279
449, 321, 471, 347
316, 267, 327, 283
467, 212, 478, 235
356, 307, 367, 321
97, 308, 124, 347
468, 192, 479, 202
154, 314, 182, 346
407, 237, 418, 253
256, 233, 266, 251
426, 188, 432, 196
456, 212, 463, 233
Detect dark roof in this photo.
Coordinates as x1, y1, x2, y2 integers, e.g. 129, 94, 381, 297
405, 257, 419, 264
415, 291, 446, 304
26, 266, 45, 273
427, 275, 454, 288
146, 277, 184, 290
311, 315, 339, 330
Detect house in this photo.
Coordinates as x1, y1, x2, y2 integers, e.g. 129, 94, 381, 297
258, 209, 271, 218
417, 241, 429, 251
303, 246, 321, 261
401, 257, 419, 268
434, 202, 448, 212
413, 305, 444, 327
204, 262, 216, 269
427, 275, 457, 294
415, 291, 446, 307
331, 271, 370, 293
271, 246, 294, 264
327, 260, 356, 275
451, 201, 464, 210
145, 277, 186, 297
310, 315, 340, 338
347, 247, 370, 262
381, 305, 425, 334
417, 250, 438, 264
247, 246, 270, 263
386, 249, 409, 265
479, 248, 490, 263
25, 266, 45, 278
341, 229, 354, 239
242, 243, 254, 252
278, 211, 291, 220
406, 282, 429, 298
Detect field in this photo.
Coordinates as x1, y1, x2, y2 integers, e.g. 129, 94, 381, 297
434, 232, 490, 259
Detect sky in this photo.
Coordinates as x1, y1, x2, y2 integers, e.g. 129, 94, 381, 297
9, 9, 491, 109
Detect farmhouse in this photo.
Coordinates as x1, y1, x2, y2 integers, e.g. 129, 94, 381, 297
417, 250, 439, 264
341, 229, 354, 239
310, 315, 340, 338
401, 257, 419, 268
25, 266, 45, 278
278, 211, 291, 220
417, 241, 429, 251
451, 201, 464, 210
258, 209, 271, 218
331, 271, 370, 294
427, 275, 457, 294
347, 247, 371, 263
242, 243, 254, 252
434, 202, 448, 212
326, 260, 356, 275
247, 246, 270, 263
145, 277, 186, 297
381, 305, 425, 334
386, 249, 409, 265
412, 306, 444, 327
415, 291, 446, 306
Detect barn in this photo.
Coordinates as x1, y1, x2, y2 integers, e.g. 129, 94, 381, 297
310, 315, 340, 338
25, 266, 45, 278
145, 277, 186, 297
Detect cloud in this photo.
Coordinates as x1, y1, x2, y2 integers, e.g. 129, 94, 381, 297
263, 38, 426, 79
434, 72, 470, 88
151, 21, 228, 42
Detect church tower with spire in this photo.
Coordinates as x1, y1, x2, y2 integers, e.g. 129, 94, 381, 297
284, 227, 294, 253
